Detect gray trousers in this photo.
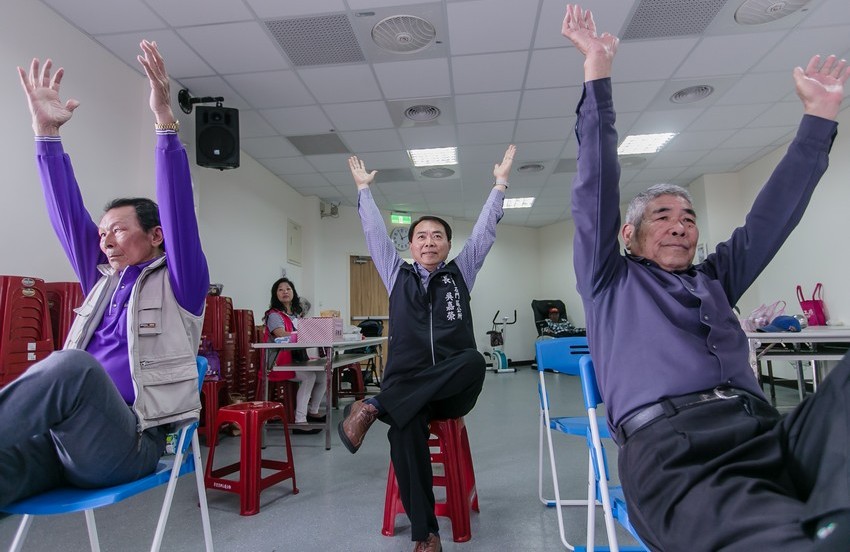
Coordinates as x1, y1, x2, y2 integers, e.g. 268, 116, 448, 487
0, 349, 166, 509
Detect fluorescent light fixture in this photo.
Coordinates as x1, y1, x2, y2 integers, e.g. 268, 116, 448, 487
503, 197, 535, 209
617, 133, 677, 155
407, 147, 458, 167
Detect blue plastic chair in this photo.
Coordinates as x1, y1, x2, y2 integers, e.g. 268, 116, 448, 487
577, 355, 648, 552
3, 358, 214, 552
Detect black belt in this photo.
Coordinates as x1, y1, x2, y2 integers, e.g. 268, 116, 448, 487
617, 386, 755, 443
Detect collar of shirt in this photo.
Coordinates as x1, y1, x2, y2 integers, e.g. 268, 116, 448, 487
414, 260, 447, 288
625, 252, 696, 275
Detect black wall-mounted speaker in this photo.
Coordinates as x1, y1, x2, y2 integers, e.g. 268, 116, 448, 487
195, 106, 239, 170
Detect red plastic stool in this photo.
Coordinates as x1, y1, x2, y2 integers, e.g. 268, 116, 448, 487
332, 363, 366, 407
198, 379, 227, 446
204, 401, 298, 515
382, 417, 479, 542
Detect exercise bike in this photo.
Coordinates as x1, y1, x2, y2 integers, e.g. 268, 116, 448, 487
485, 310, 517, 374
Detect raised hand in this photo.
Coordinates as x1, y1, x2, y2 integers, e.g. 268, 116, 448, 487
137, 40, 175, 124
493, 144, 516, 182
349, 156, 377, 189
793, 54, 850, 121
561, 4, 619, 81
17, 58, 80, 136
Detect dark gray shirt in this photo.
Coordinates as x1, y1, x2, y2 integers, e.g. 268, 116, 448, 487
571, 78, 837, 427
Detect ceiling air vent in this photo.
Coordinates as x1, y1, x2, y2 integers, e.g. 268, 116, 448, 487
670, 84, 715, 104
404, 104, 441, 123
371, 15, 437, 54
517, 163, 545, 173
420, 167, 455, 179
734, 0, 811, 25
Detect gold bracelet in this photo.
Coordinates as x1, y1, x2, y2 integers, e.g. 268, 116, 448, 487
154, 120, 180, 132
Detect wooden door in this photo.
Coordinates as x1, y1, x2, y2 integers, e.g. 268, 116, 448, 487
349, 255, 389, 336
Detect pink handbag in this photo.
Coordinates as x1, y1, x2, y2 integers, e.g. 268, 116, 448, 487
797, 283, 829, 326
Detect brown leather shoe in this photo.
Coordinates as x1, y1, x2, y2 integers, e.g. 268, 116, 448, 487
337, 400, 379, 454
413, 533, 441, 552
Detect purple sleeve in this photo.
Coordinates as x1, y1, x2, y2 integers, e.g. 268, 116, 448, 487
155, 132, 209, 316
453, 187, 504, 290
571, 79, 624, 299
357, 187, 403, 293
36, 138, 105, 294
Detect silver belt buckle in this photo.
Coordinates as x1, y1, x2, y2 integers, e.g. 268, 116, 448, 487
713, 386, 740, 400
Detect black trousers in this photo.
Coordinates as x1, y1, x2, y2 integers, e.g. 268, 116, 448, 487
619, 351, 850, 551
375, 348, 486, 541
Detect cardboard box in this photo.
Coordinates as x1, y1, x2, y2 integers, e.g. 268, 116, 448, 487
298, 317, 343, 343
320, 309, 341, 318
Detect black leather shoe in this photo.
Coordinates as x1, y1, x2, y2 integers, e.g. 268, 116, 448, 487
306, 413, 326, 423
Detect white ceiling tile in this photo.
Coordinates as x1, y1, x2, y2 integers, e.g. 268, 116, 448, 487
629, 108, 705, 135
178, 22, 288, 74
95, 31, 213, 79
146, 0, 253, 26
44, 0, 164, 34
748, 101, 804, 128
511, 140, 567, 161
261, 157, 317, 175
457, 121, 516, 145
243, 0, 347, 18
674, 31, 786, 79
687, 104, 769, 132
262, 105, 334, 135
176, 76, 250, 110
525, 48, 585, 89
298, 65, 382, 103
324, 101, 394, 131
323, 171, 359, 188
663, 130, 736, 152
398, 125, 458, 149
609, 81, 665, 113
519, 87, 581, 119
514, 117, 573, 142
722, 126, 798, 150
750, 27, 850, 73
697, 147, 765, 168
307, 153, 355, 172
800, 0, 850, 26
447, 0, 537, 55
348, 0, 434, 8
276, 173, 332, 187
459, 145, 517, 165
225, 71, 314, 109
451, 52, 529, 94
645, 150, 707, 170
614, 38, 698, 82
298, 186, 346, 201
240, 137, 302, 159
455, 92, 522, 123
339, 129, 403, 152
238, 110, 279, 138
355, 150, 411, 169
373, 58, 451, 99
714, 71, 793, 106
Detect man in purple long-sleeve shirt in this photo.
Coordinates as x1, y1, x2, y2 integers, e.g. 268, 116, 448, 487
0, 41, 209, 509
563, 5, 850, 550
339, 147, 514, 552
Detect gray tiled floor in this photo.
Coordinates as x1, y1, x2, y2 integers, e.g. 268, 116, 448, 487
0, 368, 803, 551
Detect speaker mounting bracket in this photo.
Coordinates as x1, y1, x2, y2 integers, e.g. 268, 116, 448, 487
178, 89, 225, 115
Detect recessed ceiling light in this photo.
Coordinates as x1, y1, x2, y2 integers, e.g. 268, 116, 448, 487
408, 147, 457, 167
517, 163, 545, 173
503, 197, 535, 209
617, 133, 677, 155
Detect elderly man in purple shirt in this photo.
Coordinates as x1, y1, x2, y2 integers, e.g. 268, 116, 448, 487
0, 41, 208, 509
339, 146, 515, 552
563, 4, 850, 550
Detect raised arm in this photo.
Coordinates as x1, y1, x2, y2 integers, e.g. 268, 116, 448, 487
18, 58, 103, 292
454, 145, 513, 289
564, 5, 624, 299
138, 40, 209, 315
350, 155, 402, 292
794, 54, 849, 120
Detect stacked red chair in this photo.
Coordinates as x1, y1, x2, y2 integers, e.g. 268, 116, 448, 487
204, 401, 298, 515
382, 417, 479, 543
198, 295, 234, 445
233, 309, 259, 401
44, 281, 84, 350
0, 276, 54, 387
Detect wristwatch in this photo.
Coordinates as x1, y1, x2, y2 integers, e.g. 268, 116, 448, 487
495, 178, 509, 188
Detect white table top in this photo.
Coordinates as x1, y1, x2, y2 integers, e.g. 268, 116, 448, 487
252, 336, 386, 350
745, 326, 850, 344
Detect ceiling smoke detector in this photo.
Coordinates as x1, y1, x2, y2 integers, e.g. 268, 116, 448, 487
670, 84, 715, 104
371, 15, 437, 54
734, 0, 811, 25
404, 104, 441, 123
420, 167, 455, 178
517, 163, 545, 173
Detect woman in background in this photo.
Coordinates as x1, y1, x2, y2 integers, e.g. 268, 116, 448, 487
264, 277, 327, 434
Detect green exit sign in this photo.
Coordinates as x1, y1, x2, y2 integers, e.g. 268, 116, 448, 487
391, 213, 411, 225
